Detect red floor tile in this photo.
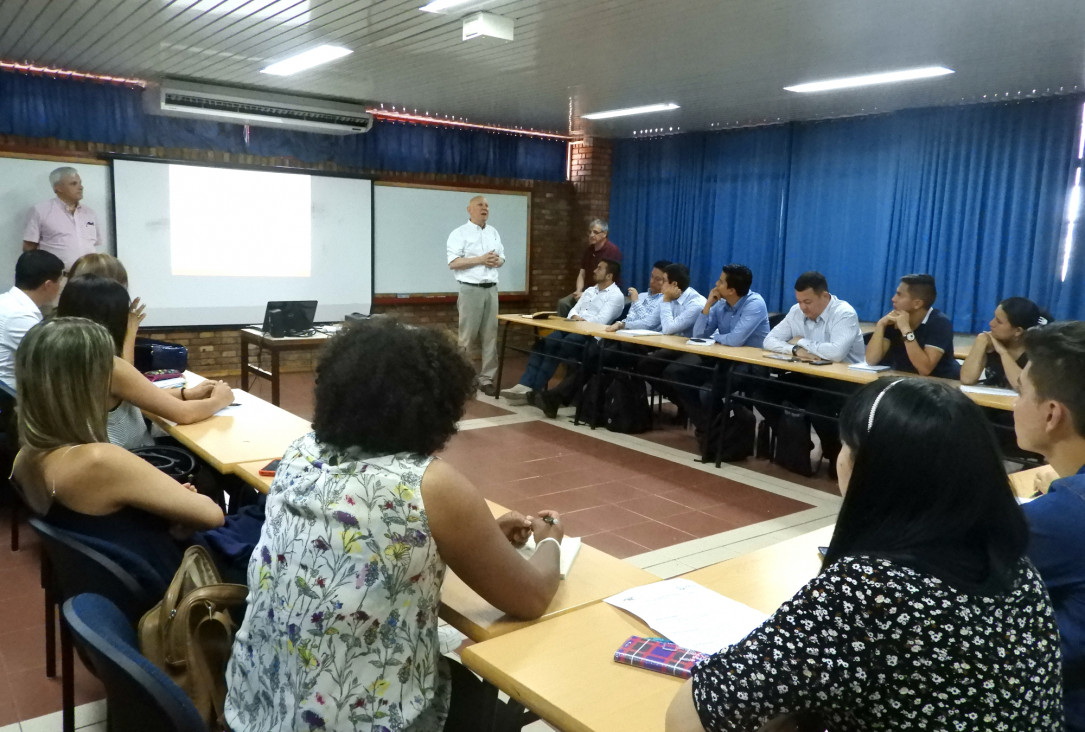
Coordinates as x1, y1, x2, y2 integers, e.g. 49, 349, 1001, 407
0, 674, 18, 727
661, 510, 745, 538
9, 659, 104, 721
660, 484, 732, 510
557, 504, 649, 536
580, 532, 651, 560
616, 521, 697, 551
617, 494, 691, 520
572, 480, 648, 506
0, 620, 52, 676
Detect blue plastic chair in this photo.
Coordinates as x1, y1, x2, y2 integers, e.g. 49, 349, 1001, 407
29, 517, 166, 732
63, 594, 206, 732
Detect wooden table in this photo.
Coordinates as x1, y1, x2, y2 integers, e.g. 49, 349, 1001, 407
461, 526, 833, 732
439, 500, 659, 641
149, 388, 311, 473
239, 327, 329, 406
495, 315, 1015, 411
234, 459, 275, 493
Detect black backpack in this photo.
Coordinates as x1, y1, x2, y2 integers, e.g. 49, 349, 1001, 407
771, 404, 816, 477
603, 375, 652, 434
699, 404, 755, 463
576, 373, 608, 427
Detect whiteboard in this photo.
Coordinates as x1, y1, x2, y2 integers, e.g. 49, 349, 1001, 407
0, 154, 112, 279
374, 183, 529, 295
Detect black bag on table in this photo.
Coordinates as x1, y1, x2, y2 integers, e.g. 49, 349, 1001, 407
699, 404, 755, 463
603, 375, 652, 434
771, 404, 816, 477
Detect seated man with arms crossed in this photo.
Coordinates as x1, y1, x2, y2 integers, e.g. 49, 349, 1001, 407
0, 250, 64, 388
1015, 320, 1085, 732
865, 273, 960, 378
501, 259, 623, 406
760, 271, 866, 474
661, 264, 770, 434
536, 260, 671, 418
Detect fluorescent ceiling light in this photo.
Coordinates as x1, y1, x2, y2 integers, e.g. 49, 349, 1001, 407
261, 45, 352, 76
420, 0, 476, 12
582, 102, 680, 120
784, 66, 954, 93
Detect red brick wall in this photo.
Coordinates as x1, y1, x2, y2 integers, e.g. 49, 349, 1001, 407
0, 132, 596, 377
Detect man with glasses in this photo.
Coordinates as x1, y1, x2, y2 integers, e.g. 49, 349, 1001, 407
556, 218, 621, 317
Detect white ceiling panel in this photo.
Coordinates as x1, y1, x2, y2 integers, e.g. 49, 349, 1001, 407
1, 0, 1082, 137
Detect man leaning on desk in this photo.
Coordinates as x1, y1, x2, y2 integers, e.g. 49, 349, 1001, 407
447, 194, 505, 396
865, 272, 960, 378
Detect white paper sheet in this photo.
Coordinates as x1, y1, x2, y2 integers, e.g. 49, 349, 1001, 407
604, 578, 768, 653
517, 535, 582, 579
620, 329, 662, 337
848, 362, 890, 372
959, 384, 1017, 397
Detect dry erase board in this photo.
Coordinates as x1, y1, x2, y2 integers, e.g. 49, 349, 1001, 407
373, 183, 529, 296
0, 153, 112, 280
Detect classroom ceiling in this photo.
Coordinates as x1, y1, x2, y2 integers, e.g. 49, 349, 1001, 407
1, 0, 1084, 137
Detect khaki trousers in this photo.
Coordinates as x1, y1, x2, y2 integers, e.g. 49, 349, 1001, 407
457, 283, 499, 384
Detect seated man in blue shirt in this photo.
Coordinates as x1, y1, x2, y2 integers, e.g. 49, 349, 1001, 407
501, 259, 623, 405
537, 260, 671, 418
661, 263, 770, 434
865, 273, 960, 378
630, 263, 709, 398
1015, 320, 1085, 731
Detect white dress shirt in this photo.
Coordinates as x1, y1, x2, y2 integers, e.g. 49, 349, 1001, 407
569, 282, 624, 324
0, 286, 43, 388
446, 220, 504, 285
763, 294, 866, 363
659, 287, 707, 337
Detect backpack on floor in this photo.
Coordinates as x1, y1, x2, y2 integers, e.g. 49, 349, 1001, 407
576, 373, 608, 427
603, 375, 652, 434
699, 404, 755, 463
771, 404, 816, 477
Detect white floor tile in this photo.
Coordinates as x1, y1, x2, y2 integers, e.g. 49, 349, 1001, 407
18, 712, 62, 732
17, 699, 107, 732
0, 723, 21, 732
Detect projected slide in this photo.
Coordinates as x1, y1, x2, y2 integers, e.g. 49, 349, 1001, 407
168, 166, 311, 277
113, 159, 372, 327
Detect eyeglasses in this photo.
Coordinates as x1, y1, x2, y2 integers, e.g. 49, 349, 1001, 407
589, 229, 604, 235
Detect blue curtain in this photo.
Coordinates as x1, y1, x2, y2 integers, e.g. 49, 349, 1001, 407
0, 72, 567, 181
612, 95, 1084, 329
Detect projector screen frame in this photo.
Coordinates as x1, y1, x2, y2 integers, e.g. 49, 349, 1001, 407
107, 153, 376, 328
370, 179, 532, 304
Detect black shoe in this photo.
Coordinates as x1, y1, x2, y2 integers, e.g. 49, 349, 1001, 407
478, 382, 497, 397
538, 389, 562, 419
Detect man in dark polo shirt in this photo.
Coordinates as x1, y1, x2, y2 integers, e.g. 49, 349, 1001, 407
556, 218, 621, 317
865, 273, 960, 378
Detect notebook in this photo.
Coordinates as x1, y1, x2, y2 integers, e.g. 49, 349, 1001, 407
613, 636, 710, 678
517, 535, 581, 578
848, 361, 890, 372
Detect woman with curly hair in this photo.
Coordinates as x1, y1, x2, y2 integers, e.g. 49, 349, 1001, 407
225, 318, 564, 732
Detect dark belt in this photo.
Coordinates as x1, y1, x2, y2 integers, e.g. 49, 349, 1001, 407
460, 281, 496, 288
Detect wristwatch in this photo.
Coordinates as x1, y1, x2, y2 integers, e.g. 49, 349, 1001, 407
904, 331, 916, 342
792, 344, 801, 356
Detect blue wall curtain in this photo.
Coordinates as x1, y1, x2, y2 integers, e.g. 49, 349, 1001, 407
611, 95, 1084, 330
0, 72, 567, 181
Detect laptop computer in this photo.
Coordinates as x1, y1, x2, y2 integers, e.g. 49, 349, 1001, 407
262, 300, 318, 337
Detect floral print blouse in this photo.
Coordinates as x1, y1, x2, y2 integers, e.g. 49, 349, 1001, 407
692, 556, 1062, 731
225, 433, 449, 732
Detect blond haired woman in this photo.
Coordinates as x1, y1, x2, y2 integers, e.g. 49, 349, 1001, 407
12, 317, 223, 580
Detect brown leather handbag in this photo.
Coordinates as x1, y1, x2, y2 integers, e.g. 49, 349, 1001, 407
138, 545, 248, 731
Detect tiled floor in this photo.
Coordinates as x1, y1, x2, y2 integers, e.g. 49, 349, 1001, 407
0, 357, 842, 729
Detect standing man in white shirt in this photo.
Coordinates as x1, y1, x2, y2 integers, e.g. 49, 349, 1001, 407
502, 259, 623, 406
23, 167, 105, 270
0, 250, 65, 388
447, 195, 505, 395
760, 271, 866, 476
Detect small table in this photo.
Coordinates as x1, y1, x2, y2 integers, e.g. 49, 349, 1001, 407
239, 328, 329, 406
460, 525, 834, 732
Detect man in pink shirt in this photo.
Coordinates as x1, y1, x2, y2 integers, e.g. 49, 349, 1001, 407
23, 166, 104, 270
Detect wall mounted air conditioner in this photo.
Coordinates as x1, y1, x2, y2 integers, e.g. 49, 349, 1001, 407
144, 79, 373, 135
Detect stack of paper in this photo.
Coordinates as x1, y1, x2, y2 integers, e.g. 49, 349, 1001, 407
151, 377, 186, 389
620, 329, 662, 337
848, 362, 890, 372
604, 578, 768, 654
959, 384, 1016, 397
517, 535, 581, 579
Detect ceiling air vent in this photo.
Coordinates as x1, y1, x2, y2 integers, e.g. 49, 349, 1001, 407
144, 79, 373, 135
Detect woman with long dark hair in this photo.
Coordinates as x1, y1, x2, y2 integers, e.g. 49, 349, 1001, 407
667, 377, 1062, 730
960, 296, 1051, 388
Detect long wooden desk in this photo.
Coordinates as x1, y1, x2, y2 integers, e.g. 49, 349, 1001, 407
239, 327, 330, 406
439, 500, 659, 642
495, 314, 1016, 411
149, 388, 311, 474
461, 525, 833, 732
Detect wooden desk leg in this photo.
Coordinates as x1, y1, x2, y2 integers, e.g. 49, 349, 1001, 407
270, 348, 281, 406
493, 320, 511, 399
240, 336, 250, 391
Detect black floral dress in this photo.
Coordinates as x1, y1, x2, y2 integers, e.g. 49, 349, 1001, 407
692, 556, 1062, 730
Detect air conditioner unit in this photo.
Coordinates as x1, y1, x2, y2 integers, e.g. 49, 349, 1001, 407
144, 79, 373, 135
